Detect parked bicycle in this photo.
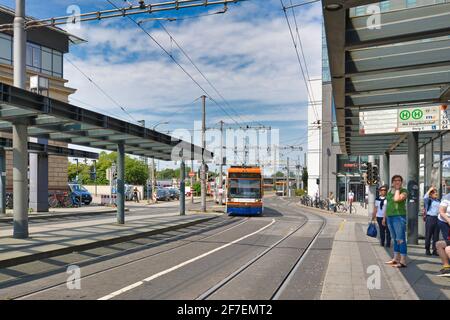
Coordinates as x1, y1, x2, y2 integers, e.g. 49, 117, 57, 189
5, 192, 13, 209
48, 191, 73, 208
336, 201, 354, 214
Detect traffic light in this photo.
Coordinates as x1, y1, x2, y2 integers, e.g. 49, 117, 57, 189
372, 165, 379, 185
366, 162, 373, 185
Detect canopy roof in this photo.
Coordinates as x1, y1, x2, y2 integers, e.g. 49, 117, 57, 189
322, 0, 450, 154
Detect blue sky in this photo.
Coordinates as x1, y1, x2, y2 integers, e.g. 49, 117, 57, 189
1, 0, 323, 170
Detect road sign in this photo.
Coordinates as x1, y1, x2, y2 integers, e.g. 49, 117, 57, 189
360, 104, 448, 135
188, 171, 195, 177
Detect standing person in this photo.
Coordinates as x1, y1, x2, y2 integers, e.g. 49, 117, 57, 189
438, 193, 450, 241
328, 192, 336, 212
423, 186, 440, 256
348, 189, 354, 214
384, 175, 408, 268
372, 185, 390, 247
133, 186, 139, 203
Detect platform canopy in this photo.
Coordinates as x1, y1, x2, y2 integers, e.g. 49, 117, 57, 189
322, 0, 450, 155
0, 83, 213, 161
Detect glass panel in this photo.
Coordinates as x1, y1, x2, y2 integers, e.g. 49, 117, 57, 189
355, 5, 366, 15
442, 132, 450, 161
425, 141, 432, 189
52, 51, 62, 76
433, 136, 441, 163
443, 160, 450, 195
0, 36, 12, 62
406, 0, 417, 8
26, 44, 32, 66
380, 1, 390, 12
431, 162, 440, 192
41, 48, 52, 72
32, 46, 40, 68
228, 179, 261, 198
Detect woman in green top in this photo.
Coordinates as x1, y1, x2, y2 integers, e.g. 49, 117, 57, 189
383, 175, 408, 268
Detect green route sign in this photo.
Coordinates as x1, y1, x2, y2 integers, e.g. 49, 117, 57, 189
399, 110, 410, 120
411, 109, 423, 120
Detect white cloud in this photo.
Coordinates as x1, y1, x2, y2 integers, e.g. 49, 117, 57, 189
64, 0, 323, 128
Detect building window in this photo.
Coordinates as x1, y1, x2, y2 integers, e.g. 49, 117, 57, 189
0, 33, 12, 65
380, 1, 390, 12
0, 34, 64, 78
355, 5, 366, 16
406, 0, 417, 8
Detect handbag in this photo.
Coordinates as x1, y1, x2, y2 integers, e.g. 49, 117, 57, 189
367, 222, 378, 238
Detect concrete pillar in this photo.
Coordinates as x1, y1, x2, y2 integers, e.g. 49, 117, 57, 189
407, 132, 419, 245
13, 122, 29, 238
117, 143, 125, 224
180, 160, 185, 216
380, 153, 390, 186
0, 149, 5, 215
29, 152, 48, 212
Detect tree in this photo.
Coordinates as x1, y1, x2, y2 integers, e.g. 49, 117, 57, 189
302, 167, 308, 190
273, 171, 285, 178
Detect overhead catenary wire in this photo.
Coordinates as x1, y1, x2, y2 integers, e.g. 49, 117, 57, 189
65, 56, 139, 124
279, 0, 320, 123
105, 0, 243, 127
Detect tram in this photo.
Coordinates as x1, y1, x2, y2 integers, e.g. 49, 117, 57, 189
226, 166, 263, 216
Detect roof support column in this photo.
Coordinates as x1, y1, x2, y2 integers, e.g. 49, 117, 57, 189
0, 148, 5, 215
180, 160, 185, 216
12, 121, 29, 238
407, 132, 419, 245
380, 153, 390, 186
368, 155, 376, 218
116, 143, 125, 225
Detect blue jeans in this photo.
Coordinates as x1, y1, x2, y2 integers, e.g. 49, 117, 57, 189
438, 220, 450, 241
387, 215, 407, 256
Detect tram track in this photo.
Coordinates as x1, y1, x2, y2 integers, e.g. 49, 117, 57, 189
197, 198, 326, 300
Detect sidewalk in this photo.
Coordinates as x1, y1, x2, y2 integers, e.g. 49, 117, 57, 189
0, 211, 219, 268
320, 218, 449, 300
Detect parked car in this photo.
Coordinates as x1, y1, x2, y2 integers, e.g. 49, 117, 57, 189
167, 188, 180, 200
68, 183, 92, 206
156, 188, 170, 201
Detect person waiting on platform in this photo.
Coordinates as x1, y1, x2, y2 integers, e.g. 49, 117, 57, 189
328, 192, 336, 212
423, 186, 440, 256
372, 185, 390, 248
384, 175, 408, 268
438, 193, 450, 243
435, 232, 450, 277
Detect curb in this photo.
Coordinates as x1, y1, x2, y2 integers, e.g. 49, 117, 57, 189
0, 215, 217, 268
0, 208, 130, 222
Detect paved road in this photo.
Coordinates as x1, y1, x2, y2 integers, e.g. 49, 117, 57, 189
0, 197, 337, 300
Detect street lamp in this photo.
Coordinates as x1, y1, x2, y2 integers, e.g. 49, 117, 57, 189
150, 121, 169, 203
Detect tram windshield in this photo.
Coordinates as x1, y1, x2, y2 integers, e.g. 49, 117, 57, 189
228, 179, 261, 199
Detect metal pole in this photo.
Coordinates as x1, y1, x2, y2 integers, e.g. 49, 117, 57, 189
94, 160, 97, 196
407, 132, 419, 245
117, 143, 125, 224
219, 120, 224, 205
12, 0, 28, 238
368, 155, 376, 218
201, 95, 206, 212
180, 160, 185, 216
152, 157, 157, 203
380, 153, 390, 186
190, 134, 194, 204
0, 149, 5, 214
286, 157, 290, 197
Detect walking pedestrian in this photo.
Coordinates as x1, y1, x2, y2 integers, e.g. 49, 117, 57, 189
372, 185, 390, 247
423, 186, 440, 256
438, 193, 450, 241
435, 229, 450, 277
384, 175, 408, 268
133, 186, 139, 203
328, 192, 336, 212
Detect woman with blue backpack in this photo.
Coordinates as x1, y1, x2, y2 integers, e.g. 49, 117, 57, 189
423, 186, 441, 256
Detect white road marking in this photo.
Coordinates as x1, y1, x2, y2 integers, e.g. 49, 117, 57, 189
98, 219, 276, 300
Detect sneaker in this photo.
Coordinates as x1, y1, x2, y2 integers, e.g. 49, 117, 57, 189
437, 267, 450, 277
425, 250, 432, 256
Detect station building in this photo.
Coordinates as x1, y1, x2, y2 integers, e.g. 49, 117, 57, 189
0, 5, 83, 196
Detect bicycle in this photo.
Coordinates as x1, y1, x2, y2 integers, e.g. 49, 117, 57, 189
48, 191, 73, 208
336, 201, 355, 214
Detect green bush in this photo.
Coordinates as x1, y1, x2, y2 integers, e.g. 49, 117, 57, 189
193, 182, 201, 196
295, 189, 306, 197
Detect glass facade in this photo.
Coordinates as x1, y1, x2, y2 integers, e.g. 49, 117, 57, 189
350, 0, 450, 17
322, 26, 331, 83
422, 132, 450, 198
0, 33, 63, 78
